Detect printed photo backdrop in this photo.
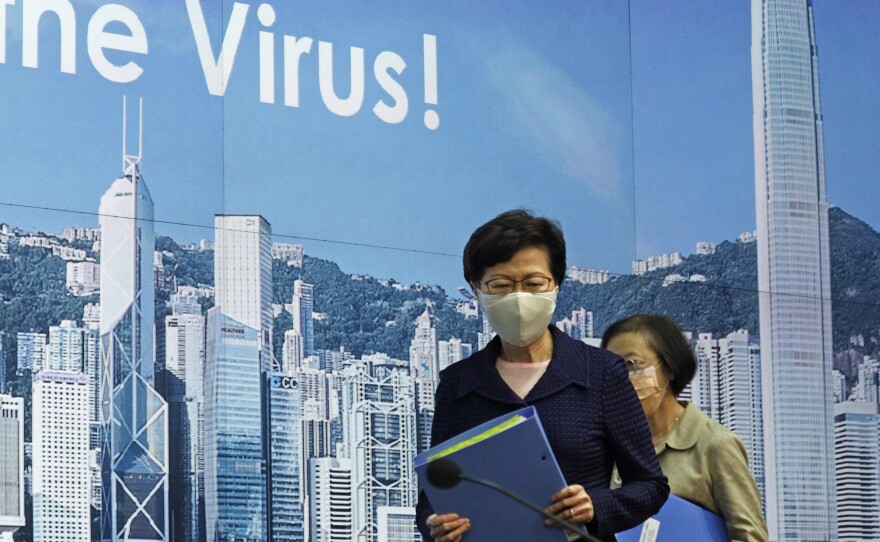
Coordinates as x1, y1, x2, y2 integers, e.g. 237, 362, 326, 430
1, 1, 878, 541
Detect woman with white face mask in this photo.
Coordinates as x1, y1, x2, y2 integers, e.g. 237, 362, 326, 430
416, 210, 669, 542
602, 315, 768, 542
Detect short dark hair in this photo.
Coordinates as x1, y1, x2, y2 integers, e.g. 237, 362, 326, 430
601, 314, 697, 397
463, 209, 566, 287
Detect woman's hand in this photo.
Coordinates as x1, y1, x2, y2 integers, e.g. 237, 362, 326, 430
544, 484, 595, 526
427, 513, 471, 542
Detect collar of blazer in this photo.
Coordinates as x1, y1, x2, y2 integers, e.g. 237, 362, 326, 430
657, 401, 703, 453
454, 326, 593, 403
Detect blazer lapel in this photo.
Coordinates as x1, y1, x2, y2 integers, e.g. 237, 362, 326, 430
456, 336, 525, 406
524, 327, 592, 402
458, 327, 592, 405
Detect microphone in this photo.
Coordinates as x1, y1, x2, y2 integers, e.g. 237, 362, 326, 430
426, 457, 603, 542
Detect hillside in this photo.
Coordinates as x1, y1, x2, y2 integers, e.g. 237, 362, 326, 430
560, 207, 880, 357
2, 206, 879, 381
558, 239, 758, 341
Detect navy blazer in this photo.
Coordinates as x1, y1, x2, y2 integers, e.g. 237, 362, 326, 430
415, 327, 669, 541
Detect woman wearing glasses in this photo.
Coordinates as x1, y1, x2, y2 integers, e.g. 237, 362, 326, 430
602, 315, 768, 542
416, 210, 668, 542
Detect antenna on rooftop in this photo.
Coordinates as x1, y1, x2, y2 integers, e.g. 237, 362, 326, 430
121, 96, 144, 176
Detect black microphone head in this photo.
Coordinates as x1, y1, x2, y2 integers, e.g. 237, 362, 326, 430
426, 458, 462, 489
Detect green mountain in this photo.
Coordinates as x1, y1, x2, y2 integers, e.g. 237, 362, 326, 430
273, 257, 477, 357
557, 238, 758, 342
559, 207, 880, 358
2, 206, 878, 382
827, 207, 880, 353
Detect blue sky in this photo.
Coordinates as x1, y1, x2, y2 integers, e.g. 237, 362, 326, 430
630, 0, 880, 260
0, 0, 877, 296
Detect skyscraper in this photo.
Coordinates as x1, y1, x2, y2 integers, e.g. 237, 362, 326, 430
342, 359, 417, 542
376, 507, 420, 542
718, 330, 765, 504
752, 0, 835, 538
82, 325, 101, 448
98, 101, 169, 541
554, 308, 594, 342
833, 401, 880, 542
282, 329, 305, 373
81, 304, 103, 509
33, 371, 90, 542
268, 372, 305, 541
300, 404, 332, 494
47, 320, 84, 372
413, 377, 435, 455
436, 337, 472, 374
682, 332, 721, 419
292, 279, 315, 356
213, 215, 273, 371
309, 458, 353, 542
164, 313, 206, 542
0, 394, 24, 542
408, 308, 437, 381
477, 307, 494, 351
204, 313, 266, 541
16, 332, 46, 373
205, 215, 272, 541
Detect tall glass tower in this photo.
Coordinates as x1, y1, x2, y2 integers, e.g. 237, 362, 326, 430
204, 215, 272, 541
751, 1, 835, 539
99, 99, 169, 541
268, 373, 304, 541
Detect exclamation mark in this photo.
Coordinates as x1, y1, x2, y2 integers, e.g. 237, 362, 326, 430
423, 34, 439, 130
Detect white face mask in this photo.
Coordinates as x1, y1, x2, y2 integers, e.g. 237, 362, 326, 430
478, 288, 558, 347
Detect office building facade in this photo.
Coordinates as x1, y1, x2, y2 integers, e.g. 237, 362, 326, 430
16, 332, 46, 373
47, 320, 84, 373
752, 0, 836, 537
377, 507, 420, 542
205, 215, 272, 541
268, 372, 305, 541
292, 279, 316, 357
33, 372, 90, 542
342, 361, 417, 542
718, 330, 765, 502
833, 401, 880, 542
164, 313, 206, 542
98, 155, 169, 541
0, 394, 24, 542
309, 458, 353, 542
408, 308, 437, 381
204, 311, 266, 541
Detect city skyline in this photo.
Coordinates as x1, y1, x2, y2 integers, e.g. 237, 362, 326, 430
2, 2, 880, 541
3, 209, 879, 541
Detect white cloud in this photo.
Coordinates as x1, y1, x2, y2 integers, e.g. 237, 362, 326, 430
486, 49, 623, 197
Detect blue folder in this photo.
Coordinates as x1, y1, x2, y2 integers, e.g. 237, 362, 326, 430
615, 494, 728, 542
414, 406, 574, 542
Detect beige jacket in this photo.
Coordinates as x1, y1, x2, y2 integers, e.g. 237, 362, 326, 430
613, 402, 768, 542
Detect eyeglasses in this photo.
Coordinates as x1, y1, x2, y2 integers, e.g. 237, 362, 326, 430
481, 276, 554, 295
625, 358, 663, 372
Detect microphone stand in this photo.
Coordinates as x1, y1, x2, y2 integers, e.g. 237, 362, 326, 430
459, 473, 603, 542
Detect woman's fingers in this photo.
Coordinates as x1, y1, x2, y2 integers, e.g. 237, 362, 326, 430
427, 513, 471, 542
544, 485, 595, 525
